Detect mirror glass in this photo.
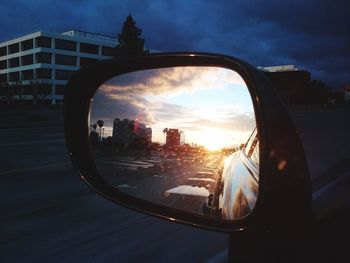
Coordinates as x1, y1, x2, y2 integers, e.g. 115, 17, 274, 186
90, 66, 259, 221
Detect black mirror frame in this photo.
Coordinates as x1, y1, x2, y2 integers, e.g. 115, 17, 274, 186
63, 52, 312, 232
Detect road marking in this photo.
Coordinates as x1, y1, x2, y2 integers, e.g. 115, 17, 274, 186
0, 162, 71, 176
0, 138, 65, 147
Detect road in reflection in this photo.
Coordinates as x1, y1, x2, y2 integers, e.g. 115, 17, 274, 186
95, 149, 228, 215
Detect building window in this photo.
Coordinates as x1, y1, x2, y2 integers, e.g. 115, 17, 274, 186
0, 60, 6, 70
55, 85, 65, 95
8, 57, 19, 68
80, 43, 99, 54
102, 46, 115, 56
22, 69, 34, 80
8, 43, 19, 54
0, 73, 7, 82
55, 69, 75, 80
79, 57, 98, 67
36, 68, 52, 79
21, 54, 34, 66
0, 46, 6, 57
55, 39, 76, 51
55, 54, 76, 66
31, 84, 52, 95
21, 39, 34, 51
9, 72, 20, 81
36, 52, 52, 64
35, 37, 52, 48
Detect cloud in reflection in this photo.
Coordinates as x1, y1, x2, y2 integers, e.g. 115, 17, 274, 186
91, 66, 256, 148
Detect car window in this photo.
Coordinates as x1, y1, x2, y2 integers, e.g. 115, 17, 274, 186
250, 141, 259, 165
243, 128, 259, 165
244, 128, 257, 157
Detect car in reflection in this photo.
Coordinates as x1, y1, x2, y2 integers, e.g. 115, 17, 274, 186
203, 128, 259, 219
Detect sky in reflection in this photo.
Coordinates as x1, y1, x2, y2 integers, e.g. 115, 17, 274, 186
91, 67, 255, 150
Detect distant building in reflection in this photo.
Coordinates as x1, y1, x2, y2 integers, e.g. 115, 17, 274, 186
165, 129, 184, 147
112, 119, 152, 146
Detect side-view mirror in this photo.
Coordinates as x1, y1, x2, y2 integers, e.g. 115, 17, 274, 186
63, 53, 313, 235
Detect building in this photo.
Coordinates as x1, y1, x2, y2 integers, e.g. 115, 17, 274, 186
259, 64, 329, 105
112, 119, 152, 147
165, 129, 183, 147
258, 64, 301, 72
344, 84, 350, 104
0, 30, 117, 104
258, 65, 312, 104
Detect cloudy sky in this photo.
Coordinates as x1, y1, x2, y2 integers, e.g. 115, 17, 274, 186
91, 67, 255, 150
1, 0, 349, 88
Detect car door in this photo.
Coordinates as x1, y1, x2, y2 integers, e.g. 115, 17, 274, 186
216, 128, 259, 220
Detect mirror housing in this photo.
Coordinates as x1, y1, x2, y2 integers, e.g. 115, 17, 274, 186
63, 52, 312, 232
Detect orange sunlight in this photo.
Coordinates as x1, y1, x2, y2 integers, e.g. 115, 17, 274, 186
194, 128, 232, 151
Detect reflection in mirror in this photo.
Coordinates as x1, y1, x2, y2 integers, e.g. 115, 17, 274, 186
90, 66, 258, 221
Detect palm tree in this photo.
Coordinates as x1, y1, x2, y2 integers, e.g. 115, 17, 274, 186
97, 120, 104, 141
163, 128, 168, 144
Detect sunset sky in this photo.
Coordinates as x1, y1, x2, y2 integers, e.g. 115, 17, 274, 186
91, 66, 256, 150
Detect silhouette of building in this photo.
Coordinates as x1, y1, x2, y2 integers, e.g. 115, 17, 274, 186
165, 129, 182, 147
258, 65, 312, 104
259, 65, 329, 105
0, 30, 117, 104
112, 119, 152, 146
344, 84, 350, 104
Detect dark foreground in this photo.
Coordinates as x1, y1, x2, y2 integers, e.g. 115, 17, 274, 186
0, 124, 228, 263
1, 105, 350, 262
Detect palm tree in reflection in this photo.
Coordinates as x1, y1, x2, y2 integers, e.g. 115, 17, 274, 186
97, 120, 104, 141
163, 128, 169, 144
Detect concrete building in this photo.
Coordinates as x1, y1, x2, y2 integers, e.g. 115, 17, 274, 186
112, 119, 152, 146
0, 30, 117, 104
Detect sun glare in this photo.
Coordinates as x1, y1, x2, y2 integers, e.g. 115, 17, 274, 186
193, 128, 232, 151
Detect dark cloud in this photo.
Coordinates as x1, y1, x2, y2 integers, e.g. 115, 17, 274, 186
90, 92, 153, 129
1, 0, 349, 87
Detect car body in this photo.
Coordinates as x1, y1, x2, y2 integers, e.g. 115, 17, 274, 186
204, 128, 259, 220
